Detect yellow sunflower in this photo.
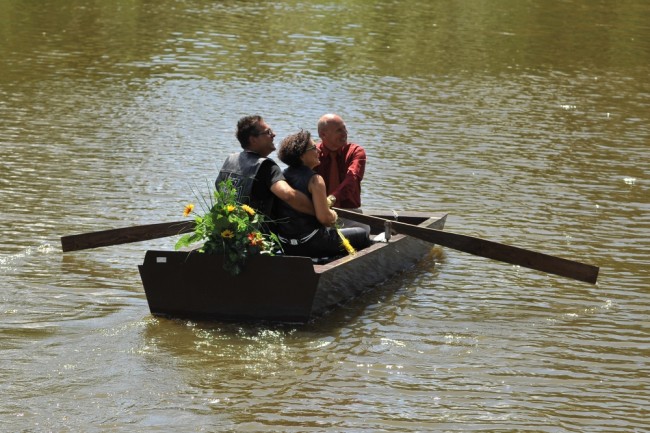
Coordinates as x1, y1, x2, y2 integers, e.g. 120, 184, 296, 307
221, 229, 235, 239
241, 204, 255, 216
183, 203, 194, 217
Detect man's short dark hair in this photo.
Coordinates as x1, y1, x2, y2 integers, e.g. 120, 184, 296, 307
236, 115, 263, 149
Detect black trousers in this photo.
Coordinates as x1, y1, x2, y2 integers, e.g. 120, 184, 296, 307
281, 227, 370, 258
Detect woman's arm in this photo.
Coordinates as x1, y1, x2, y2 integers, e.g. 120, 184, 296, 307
308, 174, 337, 227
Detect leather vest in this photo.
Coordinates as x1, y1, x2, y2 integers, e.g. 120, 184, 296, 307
275, 165, 320, 238
215, 152, 273, 216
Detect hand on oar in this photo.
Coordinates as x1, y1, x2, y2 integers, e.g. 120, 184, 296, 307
334, 207, 599, 284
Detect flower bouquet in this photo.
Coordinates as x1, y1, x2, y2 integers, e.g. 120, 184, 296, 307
175, 179, 281, 275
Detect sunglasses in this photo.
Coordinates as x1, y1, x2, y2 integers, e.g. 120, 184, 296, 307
255, 129, 274, 137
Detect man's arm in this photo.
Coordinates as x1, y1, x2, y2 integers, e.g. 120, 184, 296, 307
271, 180, 315, 215
332, 144, 366, 207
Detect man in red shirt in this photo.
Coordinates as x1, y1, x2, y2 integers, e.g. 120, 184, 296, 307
315, 113, 366, 210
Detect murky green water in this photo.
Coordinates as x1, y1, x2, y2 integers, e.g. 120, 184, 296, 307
1, 1, 648, 431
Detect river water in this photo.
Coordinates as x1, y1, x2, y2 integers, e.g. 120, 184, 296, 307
1, 1, 648, 431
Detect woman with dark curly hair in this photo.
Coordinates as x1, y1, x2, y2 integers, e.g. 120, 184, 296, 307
275, 130, 370, 258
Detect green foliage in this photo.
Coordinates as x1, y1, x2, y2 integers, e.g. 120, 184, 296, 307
175, 179, 281, 275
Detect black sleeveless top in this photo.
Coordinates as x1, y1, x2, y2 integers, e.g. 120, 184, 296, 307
274, 165, 320, 238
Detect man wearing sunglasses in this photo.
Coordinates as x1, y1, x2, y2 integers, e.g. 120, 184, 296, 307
216, 115, 314, 220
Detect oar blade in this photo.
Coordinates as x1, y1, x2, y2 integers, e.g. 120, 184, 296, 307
396, 222, 599, 284
61, 220, 195, 252
335, 208, 599, 284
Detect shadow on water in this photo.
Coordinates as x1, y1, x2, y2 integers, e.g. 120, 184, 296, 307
1, 241, 148, 335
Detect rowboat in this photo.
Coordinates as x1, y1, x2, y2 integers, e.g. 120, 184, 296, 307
138, 211, 448, 324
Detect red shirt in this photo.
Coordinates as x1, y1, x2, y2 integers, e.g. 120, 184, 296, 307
315, 142, 366, 209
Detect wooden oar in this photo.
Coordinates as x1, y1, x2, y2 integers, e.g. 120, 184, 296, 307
334, 208, 599, 284
61, 220, 195, 252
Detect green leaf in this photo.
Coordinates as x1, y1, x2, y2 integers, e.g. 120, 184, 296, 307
174, 234, 192, 250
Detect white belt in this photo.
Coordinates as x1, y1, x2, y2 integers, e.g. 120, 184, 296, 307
278, 229, 319, 246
